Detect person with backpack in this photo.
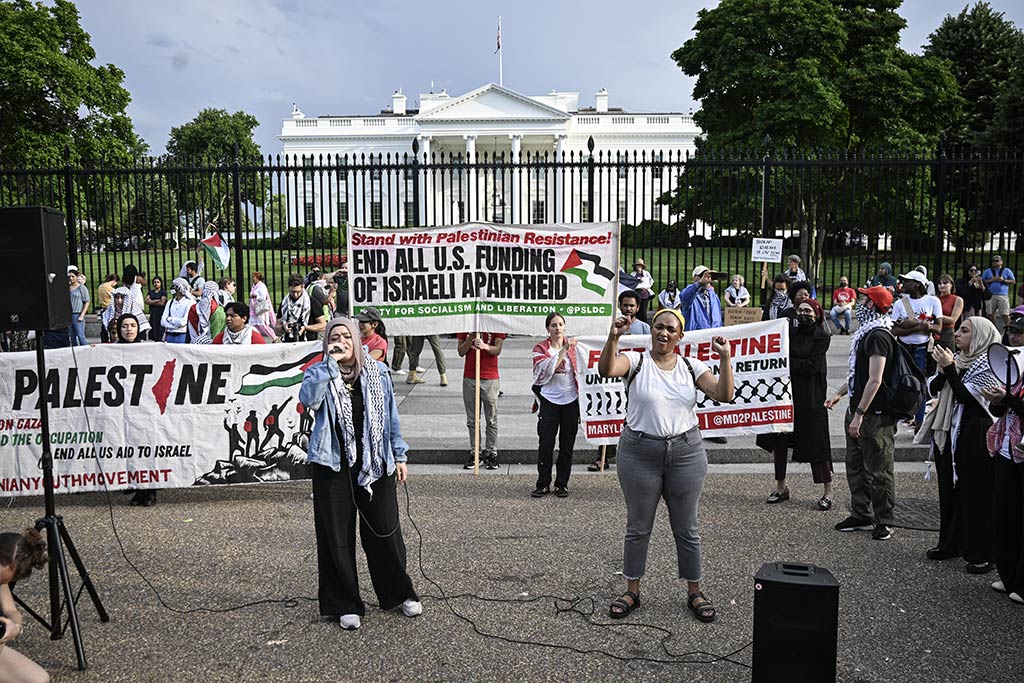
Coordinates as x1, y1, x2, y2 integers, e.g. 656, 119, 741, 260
916, 317, 1001, 574
891, 270, 943, 431
826, 285, 903, 541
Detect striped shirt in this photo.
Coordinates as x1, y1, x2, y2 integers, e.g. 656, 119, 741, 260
69, 285, 90, 314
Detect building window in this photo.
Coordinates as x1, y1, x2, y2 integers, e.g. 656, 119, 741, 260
302, 155, 314, 182
617, 201, 627, 223
404, 201, 415, 227
580, 200, 590, 222
338, 200, 348, 224
617, 164, 628, 180
456, 200, 465, 223
304, 201, 315, 227
493, 202, 505, 224
404, 166, 414, 181
532, 200, 546, 224
371, 167, 383, 182
371, 201, 383, 227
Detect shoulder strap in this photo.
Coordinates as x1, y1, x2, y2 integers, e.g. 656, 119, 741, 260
624, 351, 644, 393
901, 297, 914, 319
682, 356, 697, 382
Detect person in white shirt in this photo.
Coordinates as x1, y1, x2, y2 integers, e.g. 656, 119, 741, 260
598, 308, 734, 625
630, 258, 656, 323
658, 280, 683, 313
723, 274, 750, 307
217, 277, 236, 307
891, 270, 943, 428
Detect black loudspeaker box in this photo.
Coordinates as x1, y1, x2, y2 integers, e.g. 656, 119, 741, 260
752, 562, 839, 683
0, 206, 71, 331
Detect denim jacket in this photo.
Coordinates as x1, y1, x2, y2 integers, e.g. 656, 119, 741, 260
298, 358, 408, 472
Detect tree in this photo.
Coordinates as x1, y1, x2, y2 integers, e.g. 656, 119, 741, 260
669, 0, 963, 285
162, 108, 263, 236
924, 2, 1024, 148
0, 0, 139, 165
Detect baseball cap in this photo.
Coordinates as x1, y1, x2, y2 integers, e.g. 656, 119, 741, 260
1008, 313, 1024, 333
857, 285, 893, 312
692, 265, 710, 279
898, 271, 928, 285
356, 307, 383, 324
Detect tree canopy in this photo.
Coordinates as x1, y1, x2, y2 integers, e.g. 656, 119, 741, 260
0, 0, 140, 165
672, 0, 962, 151
165, 108, 262, 165
924, 2, 1024, 148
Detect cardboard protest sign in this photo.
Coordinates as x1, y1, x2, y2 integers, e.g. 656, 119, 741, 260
751, 238, 784, 263
0, 343, 325, 496
574, 320, 793, 445
348, 222, 619, 336
724, 307, 764, 326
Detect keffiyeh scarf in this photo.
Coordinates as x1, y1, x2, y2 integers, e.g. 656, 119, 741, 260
847, 306, 894, 397
102, 286, 135, 329
331, 358, 389, 496
280, 290, 311, 326
768, 290, 792, 320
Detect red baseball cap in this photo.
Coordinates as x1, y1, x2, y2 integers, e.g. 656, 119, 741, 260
857, 285, 893, 312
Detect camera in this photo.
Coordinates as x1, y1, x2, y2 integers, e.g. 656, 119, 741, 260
283, 320, 304, 342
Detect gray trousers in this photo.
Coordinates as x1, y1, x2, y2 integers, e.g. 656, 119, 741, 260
463, 378, 499, 455
408, 335, 446, 375
844, 409, 896, 526
616, 426, 708, 582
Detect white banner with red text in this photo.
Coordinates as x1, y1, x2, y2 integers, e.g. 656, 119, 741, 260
0, 342, 326, 497
347, 222, 619, 336
574, 320, 793, 445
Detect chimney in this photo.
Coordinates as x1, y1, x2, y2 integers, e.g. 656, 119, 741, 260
392, 89, 407, 116
595, 89, 609, 113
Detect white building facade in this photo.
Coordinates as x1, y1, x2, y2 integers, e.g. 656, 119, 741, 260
278, 83, 701, 229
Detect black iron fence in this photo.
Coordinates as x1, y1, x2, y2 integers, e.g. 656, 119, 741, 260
1, 140, 1021, 309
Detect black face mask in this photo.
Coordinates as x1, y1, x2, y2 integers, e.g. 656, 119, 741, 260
797, 314, 816, 328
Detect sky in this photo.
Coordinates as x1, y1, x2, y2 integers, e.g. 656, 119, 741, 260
76, 0, 1024, 156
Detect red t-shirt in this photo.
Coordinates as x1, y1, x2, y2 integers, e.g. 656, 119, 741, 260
362, 332, 388, 361
458, 332, 506, 380
212, 330, 266, 344
832, 287, 856, 307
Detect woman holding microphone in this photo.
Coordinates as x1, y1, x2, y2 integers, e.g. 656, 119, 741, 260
299, 317, 420, 631
598, 308, 734, 623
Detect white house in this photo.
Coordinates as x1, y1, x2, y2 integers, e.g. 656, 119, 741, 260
278, 83, 701, 229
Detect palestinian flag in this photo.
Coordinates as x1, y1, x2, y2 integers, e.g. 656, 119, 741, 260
561, 249, 614, 297
237, 351, 322, 396
201, 232, 230, 271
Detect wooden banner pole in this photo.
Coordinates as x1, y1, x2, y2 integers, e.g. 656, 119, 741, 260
474, 332, 481, 475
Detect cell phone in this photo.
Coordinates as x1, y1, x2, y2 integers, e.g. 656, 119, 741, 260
710, 272, 729, 281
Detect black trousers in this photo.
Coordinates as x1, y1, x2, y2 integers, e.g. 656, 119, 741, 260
933, 441, 963, 556
311, 462, 417, 617
960, 443, 995, 564
994, 456, 1024, 594
536, 397, 579, 489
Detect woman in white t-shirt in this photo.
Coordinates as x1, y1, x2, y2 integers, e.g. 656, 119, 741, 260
531, 312, 580, 498
598, 308, 734, 624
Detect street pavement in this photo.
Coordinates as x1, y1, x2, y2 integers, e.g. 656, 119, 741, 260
4, 469, 1021, 683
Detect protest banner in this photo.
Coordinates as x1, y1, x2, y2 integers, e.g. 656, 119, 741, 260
724, 307, 764, 326
347, 222, 619, 336
574, 320, 793, 445
0, 343, 325, 497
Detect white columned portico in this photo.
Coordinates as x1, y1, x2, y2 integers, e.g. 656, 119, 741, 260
464, 134, 477, 221
419, 135, 432, 226
509, 134, 522, 224
554, 134, 567, 223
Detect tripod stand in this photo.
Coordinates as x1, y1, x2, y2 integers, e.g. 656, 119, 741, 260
12, 333, 109, 670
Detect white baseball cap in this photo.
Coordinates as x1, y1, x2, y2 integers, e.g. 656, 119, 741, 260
898, 270, 928, 285
692, 265, 710, 279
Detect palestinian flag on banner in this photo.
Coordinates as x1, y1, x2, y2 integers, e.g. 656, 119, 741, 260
560, 249, 614, 297
201, 232, 230, 271
237, 351, 322, 396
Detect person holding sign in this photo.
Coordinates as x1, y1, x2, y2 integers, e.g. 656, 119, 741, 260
457, 332, 505, 470
598, 308, 735, 623
531, 313, 580, 498
299, 317, 421, 631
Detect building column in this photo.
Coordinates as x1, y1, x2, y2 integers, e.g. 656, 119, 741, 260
464, 134, 477, 222
554, 134, 567, 223
419, 135, 432, 226
509, 134, 522, 224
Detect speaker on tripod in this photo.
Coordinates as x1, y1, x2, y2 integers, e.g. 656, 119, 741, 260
752, 562, 839, 683
0, 206, 107, 671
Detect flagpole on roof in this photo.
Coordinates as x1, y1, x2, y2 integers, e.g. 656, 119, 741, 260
497, 16, 503, 86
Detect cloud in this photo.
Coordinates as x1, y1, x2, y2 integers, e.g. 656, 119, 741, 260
171, 52, 189, 70
145, 33, 175, 49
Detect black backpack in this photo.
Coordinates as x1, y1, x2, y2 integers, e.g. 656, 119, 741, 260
868, 329, 927, 420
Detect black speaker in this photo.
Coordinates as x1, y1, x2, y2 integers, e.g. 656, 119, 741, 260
0, 206, 71, 331
752, 562, 839, 683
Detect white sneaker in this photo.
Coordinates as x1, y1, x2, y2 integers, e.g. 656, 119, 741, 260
1010, 592, 1024, 605
339, 614, 361, 630
993, 580, 1007, 593
414, 366, 426, 373
400, 599, 422, 617
391, 368, 407, 376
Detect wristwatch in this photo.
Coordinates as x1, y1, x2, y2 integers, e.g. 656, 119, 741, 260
854, 407, 866, 416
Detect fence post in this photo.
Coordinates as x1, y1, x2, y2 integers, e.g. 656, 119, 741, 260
933, 137, 947, 285
63, 145, 78, 266
587, 136, 596, 223
759, 135, 772, 306
411, 138, 421, 228
231, 142, 245, 291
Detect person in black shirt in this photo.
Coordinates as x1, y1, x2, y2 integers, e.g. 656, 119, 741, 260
826, 286, 898, 540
